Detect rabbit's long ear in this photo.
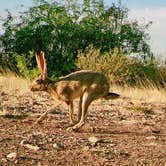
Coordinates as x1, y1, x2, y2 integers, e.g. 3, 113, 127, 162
36, 51, 47, 80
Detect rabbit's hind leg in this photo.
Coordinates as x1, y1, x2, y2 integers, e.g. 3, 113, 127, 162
67, 91, 93, 131
68, 101, 75, 125
77, 95, 83, 122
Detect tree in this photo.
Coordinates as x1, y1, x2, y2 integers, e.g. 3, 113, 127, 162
0, 0, 152, 77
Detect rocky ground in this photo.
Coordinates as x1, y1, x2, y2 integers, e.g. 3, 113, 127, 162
0, 77, 166, 166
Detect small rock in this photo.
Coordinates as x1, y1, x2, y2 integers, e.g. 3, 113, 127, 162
151, 127, 160, 134
120, 120, 137, 125
20, 139, 27, 145
145, 142, 157, 146
53, 143, 64, 150
6, 152, 17, 161
109, 143, 115, 147
88, 136, 102, 146
20, 140, 40, 151
1, 158, 7, 162
25, 144, 40, 151
146, 136, 157, 140
48, 138, 54, 142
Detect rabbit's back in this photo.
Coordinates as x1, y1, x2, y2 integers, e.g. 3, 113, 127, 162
52, 70, 109, 102
59, 70, 108, 84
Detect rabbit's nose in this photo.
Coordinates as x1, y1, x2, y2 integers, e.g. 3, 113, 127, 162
30, 86, 35, 91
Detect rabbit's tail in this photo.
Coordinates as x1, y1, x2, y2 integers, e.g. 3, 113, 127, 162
103, 92, 120, 100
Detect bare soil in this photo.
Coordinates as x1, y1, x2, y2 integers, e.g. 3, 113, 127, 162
0, 85, 166, 165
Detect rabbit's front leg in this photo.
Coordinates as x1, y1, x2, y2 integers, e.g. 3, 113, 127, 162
68, 101, 75, 125
78, 95, 83, 122
67, 92, 92, 131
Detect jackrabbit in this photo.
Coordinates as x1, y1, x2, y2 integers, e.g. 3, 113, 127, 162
31, 51, 120, 131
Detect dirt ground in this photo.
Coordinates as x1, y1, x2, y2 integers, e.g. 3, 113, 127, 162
0, 79, 166, 165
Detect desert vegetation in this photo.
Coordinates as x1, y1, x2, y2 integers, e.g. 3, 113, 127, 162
0, 0, 166, 165
0, 0, 165, 87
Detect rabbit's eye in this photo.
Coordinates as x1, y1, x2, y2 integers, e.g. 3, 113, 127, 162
36, 79, 42, 84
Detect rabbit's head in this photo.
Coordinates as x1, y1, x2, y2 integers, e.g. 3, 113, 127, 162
31, 51, 48, 91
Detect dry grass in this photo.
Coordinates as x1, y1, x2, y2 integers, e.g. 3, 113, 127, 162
112, 85, 166, 104
0, 74, 165, 104
0, 75, 30, 94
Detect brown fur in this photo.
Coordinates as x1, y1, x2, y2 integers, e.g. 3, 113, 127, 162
31, 51, 120, 131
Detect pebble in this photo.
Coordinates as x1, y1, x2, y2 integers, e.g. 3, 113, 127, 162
6, 152, 17, 161
88, 136, 102, 146
151, 128, 160, 134
146, 136, 157, 140
53, 143, 64, 150
20, 140, 40, 151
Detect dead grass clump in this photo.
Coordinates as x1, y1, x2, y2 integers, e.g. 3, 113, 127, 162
111, 86, 166, 104
0, 75, 30, 94
76, 46, 165, 87
0, 74, 165, 104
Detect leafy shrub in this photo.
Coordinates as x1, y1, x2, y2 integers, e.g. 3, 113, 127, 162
0, 1, 152, 78
12, 52, 39, 79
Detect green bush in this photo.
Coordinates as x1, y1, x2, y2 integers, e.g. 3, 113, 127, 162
12, 52, 39, 79
0, 1, 152, 77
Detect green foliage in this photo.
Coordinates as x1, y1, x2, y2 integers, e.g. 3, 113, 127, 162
0, 0, 152, 78
0, 0, 165, 87
76, 46, 164, 87
12, 52, 39, 78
